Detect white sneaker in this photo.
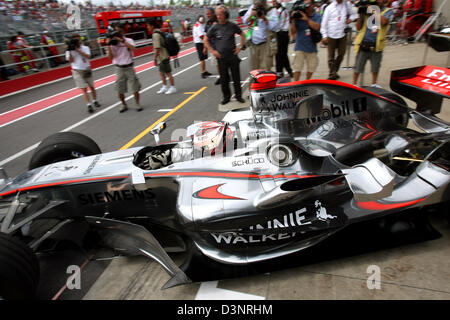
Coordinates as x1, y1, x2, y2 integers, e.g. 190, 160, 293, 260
157, 85, 168, 94
370, 83, 382, 88
165, 86, 177, 94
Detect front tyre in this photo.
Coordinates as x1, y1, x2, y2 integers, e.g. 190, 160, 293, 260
0, 233, 40, 299
29, 132, 101, 170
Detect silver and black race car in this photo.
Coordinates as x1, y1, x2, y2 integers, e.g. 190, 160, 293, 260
0, 66, 449, 299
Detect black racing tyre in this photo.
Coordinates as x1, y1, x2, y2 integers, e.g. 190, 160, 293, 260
29, 132, 101, 170
364, 86, 409, 127
0, 233, 40, 300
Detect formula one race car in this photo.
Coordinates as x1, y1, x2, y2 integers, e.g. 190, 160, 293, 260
0, 66, 449, 299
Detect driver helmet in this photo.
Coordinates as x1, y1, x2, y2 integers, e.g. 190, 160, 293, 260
192, 121, 233, 155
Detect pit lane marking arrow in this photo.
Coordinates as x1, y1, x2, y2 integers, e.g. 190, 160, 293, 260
195, 281, 265, 300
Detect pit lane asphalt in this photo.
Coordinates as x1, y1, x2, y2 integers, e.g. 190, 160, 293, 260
0, 41, 250, 177
2, 41, 450, 300
0, 41, 253, 300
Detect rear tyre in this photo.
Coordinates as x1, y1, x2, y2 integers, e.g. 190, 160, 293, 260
364, 87, 409, 127
0, 233, 40, 300
29, 132, 101, 170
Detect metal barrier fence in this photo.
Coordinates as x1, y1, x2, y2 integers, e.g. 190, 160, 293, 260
0, 7, 238, 77
0, 29, 186, 75
0, 28, 100, 52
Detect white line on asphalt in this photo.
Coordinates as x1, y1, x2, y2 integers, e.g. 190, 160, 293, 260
230, 76, 251, 100
0, 143, 40, 168
0, 61, 202, 167
0, 50, 198, 128
195, 281, 265, 300
0, 42, 197, 100
157, 109, 173, 112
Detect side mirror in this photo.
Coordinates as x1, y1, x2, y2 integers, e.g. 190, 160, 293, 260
150, 122, 166, 144
295, 94, 324, 120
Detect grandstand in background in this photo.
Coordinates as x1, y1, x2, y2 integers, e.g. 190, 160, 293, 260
0, 1, 242, 49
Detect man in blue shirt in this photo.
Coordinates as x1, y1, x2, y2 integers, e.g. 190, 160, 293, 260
290, 0, 322, 81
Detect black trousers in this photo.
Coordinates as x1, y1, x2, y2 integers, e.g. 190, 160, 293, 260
218, 55, 241, 100
275, 31, 292, 74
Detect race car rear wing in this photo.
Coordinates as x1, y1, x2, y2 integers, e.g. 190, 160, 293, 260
390, 65, 450, 114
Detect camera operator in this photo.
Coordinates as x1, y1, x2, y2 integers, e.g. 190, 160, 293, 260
290, 0, 322, 81
107, 24, 142, 113
243, 0, 280, 70
66, 33, 100, 113
352, 0, 393, 88
320, 0, 357, 80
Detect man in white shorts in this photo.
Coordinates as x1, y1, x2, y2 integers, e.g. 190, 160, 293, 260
66, 33, 100, 113
289, 0, 322, 81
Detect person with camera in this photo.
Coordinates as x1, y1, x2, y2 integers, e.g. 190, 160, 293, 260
107, 25, 142, 113
243, 0, 279, 70
204, 5, 246, 105
270, 0, 293, 78
352, 0, 393, 88
290, 0, 322, 81
321, 0, 356, 80
66, 33, 99, 113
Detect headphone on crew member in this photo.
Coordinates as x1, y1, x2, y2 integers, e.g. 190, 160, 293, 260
216, 5, 230, 19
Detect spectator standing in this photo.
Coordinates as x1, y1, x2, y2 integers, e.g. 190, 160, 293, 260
353, 0, 393, 87
161, 19, 173, 33
243, 0, 279, 70
205, 5, 246, 105
107, 25, 142, 112
8, 36, 29, 73
147, 20, 177, 95
271, 0, 293, 77
321, 0, 356, 80
193, 15, 212, 78
290, 0, 321, 81
17, 32, 38, 71
66, 33, 100, 113
41, 30, 61, 66
205, 7, 221, 85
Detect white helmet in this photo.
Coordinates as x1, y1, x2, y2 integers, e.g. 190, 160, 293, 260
192, 121, 232, 153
